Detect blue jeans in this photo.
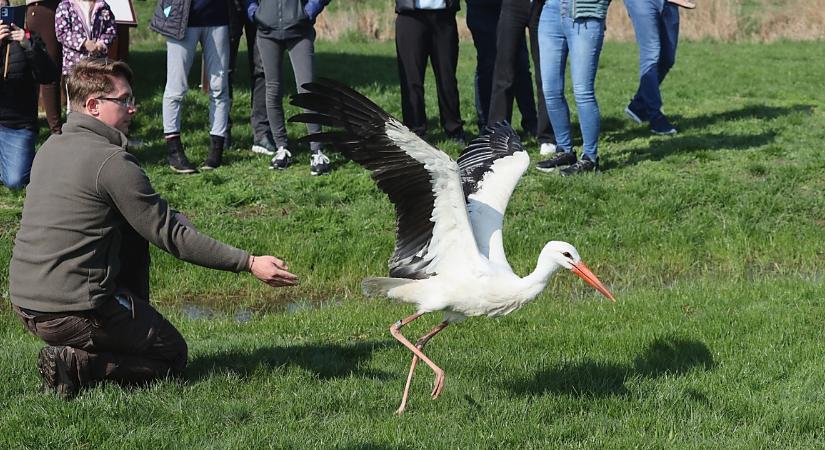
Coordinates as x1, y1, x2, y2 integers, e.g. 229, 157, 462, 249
624, 0, 679, 121
538, 0, 605, 161
0, 124, 36, 190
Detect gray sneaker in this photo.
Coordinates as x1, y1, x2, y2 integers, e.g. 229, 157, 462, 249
310, 151, 331, 176
252, 137, 277, 156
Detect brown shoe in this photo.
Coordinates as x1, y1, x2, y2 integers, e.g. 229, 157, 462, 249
37, 346, 80, 399
668, 0, 696, 9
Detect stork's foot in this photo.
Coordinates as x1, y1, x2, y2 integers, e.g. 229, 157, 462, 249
395, 405, 407, 416
430, 369, 445, 399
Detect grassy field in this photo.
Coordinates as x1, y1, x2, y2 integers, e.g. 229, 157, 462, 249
1, 21, 825, 450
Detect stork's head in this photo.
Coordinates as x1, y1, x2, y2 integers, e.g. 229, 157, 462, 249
544, 241, 616, 302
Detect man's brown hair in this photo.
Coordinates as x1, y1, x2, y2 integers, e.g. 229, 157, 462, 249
67, 58, 134, 110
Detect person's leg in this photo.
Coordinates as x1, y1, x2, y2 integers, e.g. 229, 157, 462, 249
286, 31, 322, 153
16, 295, 188, 395
0, 125, 36, 190
466, 3, 499, 130
202, 25, 231, 140
246, 22, 272, 144
567, 17, 606, 163
428, 10, 464, 137
226, 17, 245, 147
538, 0, 572, 153
488, 0, 531, 125
658, 3, 679, 85
624, 0, 663, 121
395, 12, 429, 136
26, 0, 63, 134
513, 34, 538, 136
162, 28, 199, 135
256, 35, 289, 149
528, 0, 556, 149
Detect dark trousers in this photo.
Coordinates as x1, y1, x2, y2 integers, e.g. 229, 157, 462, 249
489, 0, 554, 144
228, 19, 270, 142
395, 10, 464, 136
15, 295, 188, 388
466, 3, 537, 133
27, 0, 62, 135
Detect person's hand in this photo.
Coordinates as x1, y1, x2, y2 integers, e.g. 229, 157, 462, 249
303, 0, 324, 23
0, 24, 10, 42
83, 39, 97, 52
248, 255, 298, 287
8, 24, 25, 43
246, 1, 258, 22
94, 40, 107, 53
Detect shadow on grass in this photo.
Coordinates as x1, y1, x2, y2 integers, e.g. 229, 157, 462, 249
506, 335, 714, 398
186, 340, 396, 381
602, 104, 814, 170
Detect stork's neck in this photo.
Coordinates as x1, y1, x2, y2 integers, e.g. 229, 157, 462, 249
520, 252, 563, 299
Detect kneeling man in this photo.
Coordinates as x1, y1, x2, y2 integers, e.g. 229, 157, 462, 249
9, 58, 298, 398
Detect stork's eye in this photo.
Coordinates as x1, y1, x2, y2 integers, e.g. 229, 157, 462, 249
562, 252, 573, 258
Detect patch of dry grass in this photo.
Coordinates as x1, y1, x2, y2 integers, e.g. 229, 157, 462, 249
317, 0, 825, 43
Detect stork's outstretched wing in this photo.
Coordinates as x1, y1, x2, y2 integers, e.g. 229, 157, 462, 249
457, 122, 529, 267
289, 78, 481, 279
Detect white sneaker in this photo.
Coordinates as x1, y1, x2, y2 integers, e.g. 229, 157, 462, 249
269, 147, 292, 170
310, 151, 331, 176
539, 142, 557, 156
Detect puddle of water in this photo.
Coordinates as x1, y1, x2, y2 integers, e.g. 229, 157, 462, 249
178, 298, 343, 322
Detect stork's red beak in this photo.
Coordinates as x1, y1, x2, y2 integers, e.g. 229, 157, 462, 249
571, 262, 616, 303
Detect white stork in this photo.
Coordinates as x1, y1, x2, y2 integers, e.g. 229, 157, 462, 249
290, 79, 615, 415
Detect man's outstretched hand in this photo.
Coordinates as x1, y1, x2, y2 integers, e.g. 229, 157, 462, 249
248, 255, 298, 287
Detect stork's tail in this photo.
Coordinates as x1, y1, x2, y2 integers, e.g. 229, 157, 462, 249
361, 277, 415, 298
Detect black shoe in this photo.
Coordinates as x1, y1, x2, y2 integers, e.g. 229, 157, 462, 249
37, 346, 80, 399
269, 147, 292, 170
560, 156, 598, 176
650, 115, 677, 135
536, 151, 577, 173
310, 151, 331, 176
446, 130, 467, 146
201, 135, 225, 170
624, 104, 644, 125
166, 138, 198, 174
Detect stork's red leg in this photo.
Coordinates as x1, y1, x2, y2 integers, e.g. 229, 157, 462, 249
398, 320, 450, 413
389, 313, 448, 415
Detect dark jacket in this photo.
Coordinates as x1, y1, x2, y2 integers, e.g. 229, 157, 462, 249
9, 113, 251, 313
150, 0, 191, 40
396, 0, 460, 13
250, 0, 329, 40
0, 33, 59, 130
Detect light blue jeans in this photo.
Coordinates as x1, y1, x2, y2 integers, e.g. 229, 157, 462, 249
0, 124, 36, 190
624, 0, 679, 121
538, 0, 605, 162
162, 26, 230, 137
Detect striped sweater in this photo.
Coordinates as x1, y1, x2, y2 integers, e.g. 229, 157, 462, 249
564, 0, 611, 20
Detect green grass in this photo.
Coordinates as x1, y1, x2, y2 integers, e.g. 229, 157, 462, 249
2, 35, 825, 448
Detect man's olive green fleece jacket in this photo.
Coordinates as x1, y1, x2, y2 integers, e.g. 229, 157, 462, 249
9, 112, 251, 313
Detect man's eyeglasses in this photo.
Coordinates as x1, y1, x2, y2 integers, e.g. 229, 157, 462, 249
96, 96, 137, 108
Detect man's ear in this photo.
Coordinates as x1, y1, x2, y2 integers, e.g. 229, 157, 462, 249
85, 97, 100, 116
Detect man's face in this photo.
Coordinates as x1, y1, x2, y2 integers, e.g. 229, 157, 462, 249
89, 76, 136, 134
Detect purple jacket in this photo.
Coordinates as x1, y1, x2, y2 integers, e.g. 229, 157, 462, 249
55, 0, 117, 75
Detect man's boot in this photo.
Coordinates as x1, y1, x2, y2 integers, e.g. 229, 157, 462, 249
166, 135, 198, 174
202, 135, 225, 170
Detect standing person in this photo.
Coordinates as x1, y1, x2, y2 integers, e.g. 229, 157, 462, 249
623, 0, 680, 135
465, 0, 537, 136
150, 0, 232, 173
535, 0, 609, 176
54, 0, 116, 84
227, 0, 274, 155
245, 0, 332, 175
395, 0, 466, 145
488, 0, 556, 155
8, 59, 298, 399
26, 0, 63, 134
0, 17, 60, 190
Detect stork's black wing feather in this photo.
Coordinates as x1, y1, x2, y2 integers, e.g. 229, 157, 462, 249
290, 79, 474, 279
456, 122, 524, 200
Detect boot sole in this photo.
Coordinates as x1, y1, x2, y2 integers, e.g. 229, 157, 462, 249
169, 166, 198, 174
